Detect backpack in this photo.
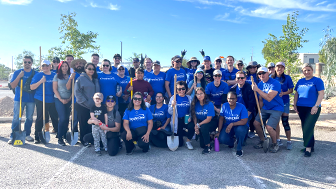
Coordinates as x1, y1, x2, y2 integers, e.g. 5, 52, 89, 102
22, 69, 36, 93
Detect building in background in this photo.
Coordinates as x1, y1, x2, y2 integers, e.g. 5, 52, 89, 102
298, 53, 319, 64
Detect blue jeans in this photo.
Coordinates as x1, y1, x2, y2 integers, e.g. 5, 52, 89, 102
55, 98, 71, 140
218, 125, 248, 151
10, 101, 35, 138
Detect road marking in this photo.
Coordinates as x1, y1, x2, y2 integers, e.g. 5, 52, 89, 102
232, 150, 266, 189
43, 146, 87, 188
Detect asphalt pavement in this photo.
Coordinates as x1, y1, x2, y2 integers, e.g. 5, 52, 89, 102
1, 120, 336, 189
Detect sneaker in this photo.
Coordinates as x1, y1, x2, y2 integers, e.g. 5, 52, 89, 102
277, 139, 283, 146
34, 139, 40, 144
83, 142, 91, 147
236, 150, 243, 157
301, 147, 314, 153
126, 146, 136, 155
269, 143, 279, 153
202, 146, 211, 154
254, 140, 264, 149
186, 141, 194, 150
248, 131, 256, 138
25, 136, 34, 142
286, 141, 292, 150
96, 151, 102, 156
8, 139, 12, 144
58, 139, 66, 146
304, 151, 311, 157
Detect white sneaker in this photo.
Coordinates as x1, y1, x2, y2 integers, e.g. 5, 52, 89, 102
26, 136, 34, 142
186, 141, 194, 150
8, 139, 12, 144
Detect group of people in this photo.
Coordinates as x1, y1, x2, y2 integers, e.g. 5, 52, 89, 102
8, 53, 324, 158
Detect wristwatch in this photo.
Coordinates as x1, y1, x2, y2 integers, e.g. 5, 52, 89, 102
315, 105, 319, 108
196, 123, 200, 128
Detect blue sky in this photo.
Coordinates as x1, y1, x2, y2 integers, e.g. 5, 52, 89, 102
0, 0, 335, 69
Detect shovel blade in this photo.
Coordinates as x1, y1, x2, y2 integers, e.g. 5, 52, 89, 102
70, 132, 78, 146
167, 136, 179, 151
263, 137, 270, 153
38, 132, 47, 144
12, 130, 26, 146
45, 131, 50, 143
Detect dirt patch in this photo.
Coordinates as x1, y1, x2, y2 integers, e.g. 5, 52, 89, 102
321, 96, 336, 114
0, 96, 14, 117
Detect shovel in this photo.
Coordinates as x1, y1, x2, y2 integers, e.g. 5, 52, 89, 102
251, 76, 269, 153
66, 78, 78, 146
167, 74, 179, 151
13, 79, 26, 146
38, 81, 50, 144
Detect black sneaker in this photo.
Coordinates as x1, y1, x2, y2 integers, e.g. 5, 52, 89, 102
254, 140, 264, 149
58, 139, 66, 146
269, 143, 279, 153
301, 147, 314, 153
126, 146, 136, 155
96, 151, 102, 156
236, 150, 243, 157
304, 151, 311, 157
34, 139, 40, 144
83, 142, 91, 147
202, 146, 211, 154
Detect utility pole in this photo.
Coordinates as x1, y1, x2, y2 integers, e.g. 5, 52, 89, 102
120, 41, 122, 62
251, 47, 253, 61
12, 56, 13, 72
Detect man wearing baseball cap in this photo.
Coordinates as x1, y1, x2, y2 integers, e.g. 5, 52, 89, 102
147, 60, 166, 104
165, 55, 187, 98
214, 57, 225, 72
129, 58, 140, 78
251, 66, 284, 153
267, 62, 275, 76
111, 54, 129, 76
203, 56, 215, 84
236, 60, 244, 71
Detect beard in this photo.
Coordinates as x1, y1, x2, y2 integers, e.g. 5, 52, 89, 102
74, 66, 84, 73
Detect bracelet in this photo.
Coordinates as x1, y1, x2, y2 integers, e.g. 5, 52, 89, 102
99, 122, 102, 126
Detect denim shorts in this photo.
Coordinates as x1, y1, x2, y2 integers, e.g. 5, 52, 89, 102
283, 103, 290, 114
255, 109, 283, 129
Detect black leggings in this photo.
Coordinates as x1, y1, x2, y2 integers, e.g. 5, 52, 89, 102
297, 106, 321, 148
121, 126, 149, 153
177, 117, 195, 147
34, 99, 58, 140
75, 103, 92, 144
83, 132, 120, 156
198, 118, 218, 148
150, 130, 170, 148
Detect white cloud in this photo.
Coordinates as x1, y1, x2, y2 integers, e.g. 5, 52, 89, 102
214, 13, 245, 23
195, 6, 209, 9
235, 6, 291, 20
108, 3, 120, 11
56, 0, 72, 2
87, 1, 120, 11
300, 13, 329, 22
0, 0, 32, 5
316, 1, 327, 6
176, 0, 235, 7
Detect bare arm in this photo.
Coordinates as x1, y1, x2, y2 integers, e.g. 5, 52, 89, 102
199, 116, 212, 126
161, 118, 171, 129
10, 71, 24, 89
315, 90, 324, 107
105, 113, 108, 126
30, 76, 45, 90
53, 81, 62, 100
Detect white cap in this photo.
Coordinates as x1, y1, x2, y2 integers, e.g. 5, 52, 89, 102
213, 69, 222, 75
257, 67, 268, 73
41, 60, 51, 66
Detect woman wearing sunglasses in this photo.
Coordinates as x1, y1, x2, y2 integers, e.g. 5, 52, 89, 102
98, 59, 122, 103
186, 68, 206, 99
215, 91, 248, 157
121, 92, 153, 154
168, 81, 195, 150
245, 61, 260, 85
191, 87, 217, 154
74, 63, 100, 146
86, 95, 122, 156
185, 57, 200, 85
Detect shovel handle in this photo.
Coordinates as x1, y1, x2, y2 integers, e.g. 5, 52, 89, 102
172, 74, 177, 132
251, 76, 266, 136
71, 78, 75, 132
130, 78, 133, 98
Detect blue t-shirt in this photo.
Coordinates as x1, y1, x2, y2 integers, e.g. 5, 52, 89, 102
144, 69, 153, 81
96, 66, 101, 72
246, 73, 260, 85
274, 74, 294, 104
147, 72, 166, 97
195, 101, 215, 121
31, 72, 56, 103
257, 78, 284, 112
222, 68, 239, 85
185, 68, 196, 85
123, 107, 153, 129
295, 77, 324, 107
235, 86, 246, 106
187, 80, 202, 100
176, 95, 190, 118
11, 69, 35, 103
165, 68, 187, 96
111, 66, 129, 76
98, 72, 120, 103
150, 104, 171, 132
205, 81, 229, 106
220, 102, 248, 128
118, 75, 130, 104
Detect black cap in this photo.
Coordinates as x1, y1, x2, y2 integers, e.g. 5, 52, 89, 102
106, 95, 116, 101
172, 55, 182, 62
53, 57, 60, 63
133, 58, 139, 62
113, 54, 121, 58
237, 60, 244, 65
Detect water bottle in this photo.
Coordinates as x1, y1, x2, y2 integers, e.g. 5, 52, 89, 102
214, 137, 220, 152
184, 114, 190, 124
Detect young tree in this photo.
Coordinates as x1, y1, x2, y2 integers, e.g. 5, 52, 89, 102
14, 50, 41, 69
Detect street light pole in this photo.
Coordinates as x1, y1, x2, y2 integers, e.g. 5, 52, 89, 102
120, 41, 122, 62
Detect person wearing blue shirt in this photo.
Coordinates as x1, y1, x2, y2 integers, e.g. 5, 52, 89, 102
272, 62, 294, 150
187, 68, 206, 100
143, 58, 153, 81
51, 57, 60, 74
165, 55, 187, 98
185, 57, 200, 85
121, 92, 153, 154
30, 60, 58, 144
117, 64, 130, 125
294, 63, 324, 157
205, 70, 230, 114
168, 81, 195, 150
215, 91, 248, 157
191, 88, 217, 154
147, 61, 166, 105
252, 67, 284, 153
98, 59, 122, 103
111, 54, 129, 76
245, 61, 260, 85
222, 56, 239, 87
91, 53, 101, 72
236, 60, 244, 72
149, 92, 172, 148
214, 57, 226, 72
8, 56, 36, 144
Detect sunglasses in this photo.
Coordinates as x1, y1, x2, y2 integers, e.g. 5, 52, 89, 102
215, 60, 222, 63
237, 77, 245, 80
118, 68, 125, 71
24, 61, 32, 64
250, 66, 257, 69
106, 99, 115, 103
258, 72, 267, 75
175, 60, 182, 63
133, 97, 142, 101
238, 64, 243, 67
87, 68, 95, 71
103, 65, 110, 67
214, 75, 222, 78
42, 64, 49, 67
177, 87, 186, 91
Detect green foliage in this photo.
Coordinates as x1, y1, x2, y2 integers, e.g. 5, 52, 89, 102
0, 63, 11, 80
48, 12, 100, 60
14, 50, 41, 69
262, 11, 309, 84
182, 58, 188, 68
319, 26, 336, 99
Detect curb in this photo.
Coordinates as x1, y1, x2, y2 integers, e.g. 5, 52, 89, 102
0, 116, 37, 123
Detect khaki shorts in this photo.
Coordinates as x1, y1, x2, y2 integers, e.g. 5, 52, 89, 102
255, 109, 282, 129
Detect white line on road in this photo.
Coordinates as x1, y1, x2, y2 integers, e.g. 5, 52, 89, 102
43, 146, 87, 188
232, 150, 266, 189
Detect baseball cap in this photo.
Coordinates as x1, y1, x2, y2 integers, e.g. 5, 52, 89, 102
117, 64, 125, 70
113, 54, 121, 58
172, 55, 182, 62
203, 56, 211, 61
195, 68, 204, 74
257, 67, 268, 73
133, 58, 139, 62
213, 69, 222, 75
93, 93, 104, 101
153, 60, 160, 66
267, 62, 275, 68
276, 62, 285, 67
41, 60, 51, 66
106, 95, 116, 101
237, 60, 244, 65
53, 57, 60, 63
214, 57, 222, 62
